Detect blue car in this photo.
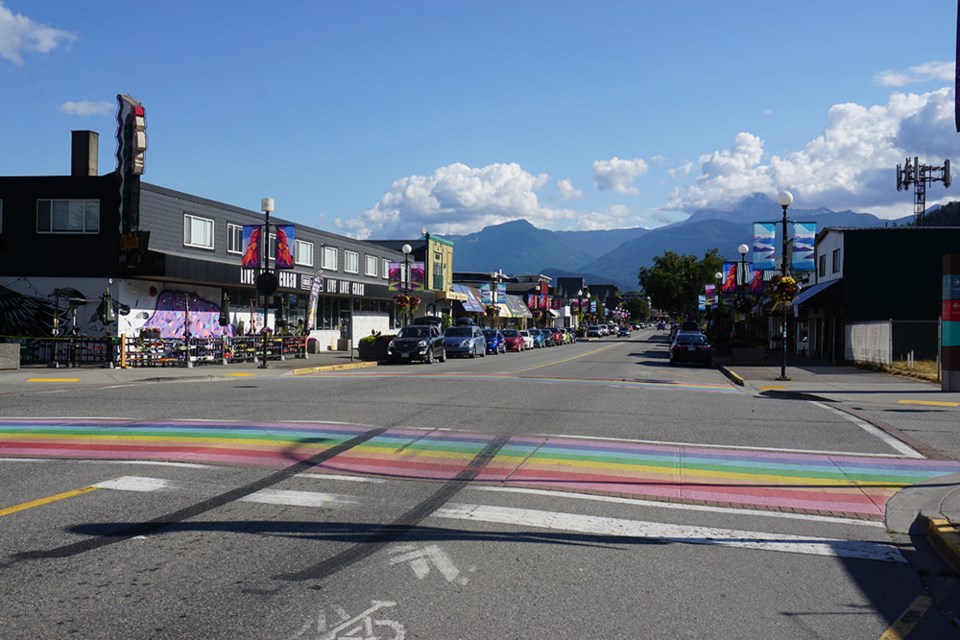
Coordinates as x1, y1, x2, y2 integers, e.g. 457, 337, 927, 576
482, 328, 506, 354
529, 328, 547, 348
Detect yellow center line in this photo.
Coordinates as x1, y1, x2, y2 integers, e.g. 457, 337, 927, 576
897, 399, 960, 408
26, 378, 80, 383
0, 486, 98, 518
516, 345, 615, 374
877, 595, 932, 640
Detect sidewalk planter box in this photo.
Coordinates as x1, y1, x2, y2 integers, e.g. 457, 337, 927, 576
357, 341, 388, 361
731, 346, 765, 366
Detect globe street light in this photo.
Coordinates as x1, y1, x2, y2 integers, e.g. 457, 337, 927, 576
776, 190, 793, 381
401, 243, 412, 327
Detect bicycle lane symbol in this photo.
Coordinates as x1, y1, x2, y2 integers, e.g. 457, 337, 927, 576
290, 600, 405, 640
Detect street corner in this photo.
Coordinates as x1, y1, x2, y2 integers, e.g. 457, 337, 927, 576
716, 364, 745, 386
291, 361, 381, 375
926, 517, 960, 574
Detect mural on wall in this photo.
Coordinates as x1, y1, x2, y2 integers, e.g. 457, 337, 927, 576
0, 281, 128, 337
141, 290, 235, 339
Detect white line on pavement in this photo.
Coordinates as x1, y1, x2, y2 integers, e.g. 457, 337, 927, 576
297, 472, 386, 483
469, 486, 886, 528
811, 401, 923, 459
94, 476, 174, 492
241, 489, 359, 508
434, 503, 905, 564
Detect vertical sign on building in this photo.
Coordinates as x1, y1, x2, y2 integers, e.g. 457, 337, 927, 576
943, 253, 960, 391
116, 94, 148, 265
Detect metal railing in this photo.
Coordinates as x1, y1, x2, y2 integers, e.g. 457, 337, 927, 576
2, 335, 308, 368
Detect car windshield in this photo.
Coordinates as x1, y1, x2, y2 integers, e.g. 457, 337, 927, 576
397, 327, 429, 338
503, 330, 519, 337
445, 327, 471, 337
483, 329, 498, 337
675, 333, 707, 345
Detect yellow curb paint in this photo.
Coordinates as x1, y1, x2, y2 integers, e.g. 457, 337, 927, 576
877, 595, 933, 640
760, 385, 786, 391
928, 517, 960, 571
292, 362, 379, 375
897, 399, 960, 408
224, 372, 256, 377
26, 378, 80, 383
0, 486, 98, 517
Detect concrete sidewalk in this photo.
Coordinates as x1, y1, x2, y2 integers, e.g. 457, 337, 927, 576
715, 354, 960, 575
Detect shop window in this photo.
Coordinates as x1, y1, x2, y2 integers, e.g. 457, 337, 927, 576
344, 250, 359, 274
322, 246, 338, 270
365, 254, 378, 277
227, 223, 242, 254
37, 199, 100, 233
183, 213, 214, 249
818, 254, 826, 278
295, 240, 314, 267
832, 248, 841, 274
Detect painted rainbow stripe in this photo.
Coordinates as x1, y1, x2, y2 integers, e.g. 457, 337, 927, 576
2, 418, 958, 519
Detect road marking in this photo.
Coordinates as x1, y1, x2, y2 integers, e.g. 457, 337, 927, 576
760, 385, 786, 391
470, 486, 886, 528
0, 486, 98, 517
26, 378, 79, 383
435, 503, 905, 563
241, 489, 358, 508
293, 600, 404, 640
812, 402, 924, 459
897, 399, 960, 408
298, 472, 386, 483
93, 476, 173, 492
516, 345, 614, 373
225, 372, 256, 377
877, 595, 933, 640
388, 543, 470, 584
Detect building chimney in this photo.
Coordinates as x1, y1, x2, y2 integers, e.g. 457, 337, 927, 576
71, 130, 99, 177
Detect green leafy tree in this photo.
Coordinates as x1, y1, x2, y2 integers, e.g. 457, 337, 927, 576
622, 292, 650, 321
637, 249, 723, 318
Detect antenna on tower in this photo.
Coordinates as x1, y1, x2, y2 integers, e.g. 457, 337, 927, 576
896, 157, 952, 225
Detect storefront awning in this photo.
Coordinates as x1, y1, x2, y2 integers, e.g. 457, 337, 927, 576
504, 294, 533, 318
795, 279, 842, 307
452, 284, 485, 313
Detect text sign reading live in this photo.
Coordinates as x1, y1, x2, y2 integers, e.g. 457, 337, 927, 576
240, 269, 365, 297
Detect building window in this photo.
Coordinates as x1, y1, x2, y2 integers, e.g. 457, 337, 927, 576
322, 246, 338, 270
227, 223, 242, 254
832, 248, 842, 274
365, 255, 378, 277
818, 254, 826, 278
183, 213, 214, 249
344, 250, 359, 274
382, 258, 390, 279
295, 240, 314, 267
37, 199, 100, 233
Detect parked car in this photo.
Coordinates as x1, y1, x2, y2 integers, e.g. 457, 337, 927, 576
562, 328, 576, 344
483, 328, 507, 354
617, 326, 631, 337
656, 321, 666, 330
586, 325, 602, 338
548, 327, 564, 346
668, 331, 714, 367
518, 330, 534, 350
502, 328, 526, 352
529, 328, 548, 348
442, 325, 487, 358
387, 324, 446, 364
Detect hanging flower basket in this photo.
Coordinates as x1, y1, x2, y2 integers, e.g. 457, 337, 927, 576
392, 294, 421, 313
769, 275, 800, 310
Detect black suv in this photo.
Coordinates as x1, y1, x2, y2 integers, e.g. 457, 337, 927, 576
387, 322, 446, 364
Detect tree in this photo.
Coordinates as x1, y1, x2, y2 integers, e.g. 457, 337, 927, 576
637, 249, 723, 318
621, 292, 650, 321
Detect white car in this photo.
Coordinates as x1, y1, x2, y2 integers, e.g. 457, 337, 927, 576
519, 330, 534, 350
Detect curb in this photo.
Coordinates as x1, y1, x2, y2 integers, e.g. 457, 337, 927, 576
924, 516, 960, 573
716, 364, 745, 386
291, 361, 380, 375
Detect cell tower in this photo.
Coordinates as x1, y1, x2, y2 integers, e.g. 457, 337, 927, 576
896, 157, 952, 225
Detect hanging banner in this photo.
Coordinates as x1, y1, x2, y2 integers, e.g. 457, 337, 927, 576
539, 294, 548, 310
410, 261, 426, 292
388, 262, 403, 292
698, 294, 706, 311
480, 284, 492, 305
274, 225, 295, 269
306, 270, 322, 330
527, 294, 537, 309
792, 221, 817, 272
704, 284, 717, 306
721, 261, 738, 294
582, 297, 590, 310
753, 222, 777, 270
241, 225, 262, 269
736, 260, 753, 287
590, 300, 597, 313
749, 270, 765, 295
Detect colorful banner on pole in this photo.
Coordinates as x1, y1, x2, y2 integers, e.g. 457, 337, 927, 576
704, 284, 717, 306
753, 222, 777, 270
698, 294, 706, 311
388, 262, 403, 292
241, 225, 261, 269
749, 270, 764, 295
792, 221, 816, 272
274, 225, 295, 269
409, 261, 425, 292
306, 270, 322, 330
721, 262, 738, 294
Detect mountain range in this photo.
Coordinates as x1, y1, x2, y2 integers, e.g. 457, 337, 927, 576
446, 194, 918, 291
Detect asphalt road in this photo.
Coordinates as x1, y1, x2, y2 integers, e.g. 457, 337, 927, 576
2, 330, 958, 639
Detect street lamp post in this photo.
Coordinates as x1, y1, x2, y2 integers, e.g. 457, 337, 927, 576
259, 197, 274, 369
401, 243, 412, 327
737, 243, 749, 340
776, 190, 793, 381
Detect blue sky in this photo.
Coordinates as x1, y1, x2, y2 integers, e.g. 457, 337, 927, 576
2, 1, 959, 239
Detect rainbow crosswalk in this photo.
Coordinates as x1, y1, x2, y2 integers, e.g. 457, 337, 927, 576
2, 418, 958, 520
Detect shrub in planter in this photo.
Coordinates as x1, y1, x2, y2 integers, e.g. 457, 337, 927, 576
358, 332, 395, 360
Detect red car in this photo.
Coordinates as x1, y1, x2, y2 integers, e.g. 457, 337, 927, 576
548, 327, 564, 346
502, 329, 526, 352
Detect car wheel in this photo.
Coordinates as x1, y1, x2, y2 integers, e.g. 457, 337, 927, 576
470, 346, 477, 358
439, 348, 446, 363
424, 350, 434, 365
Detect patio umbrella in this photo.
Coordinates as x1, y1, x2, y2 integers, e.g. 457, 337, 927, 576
219, 291, 231, 327
97, 287, 116, 326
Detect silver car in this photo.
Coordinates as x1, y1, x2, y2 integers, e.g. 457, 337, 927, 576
442, 325, 487, 358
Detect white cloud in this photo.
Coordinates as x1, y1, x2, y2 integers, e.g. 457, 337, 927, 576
60, 100, 113, 116
874, 61, 953, 87
592, 156, 649, 194
667, 82, 960, 217
556, 178, 582, 200
0, 1, 76, 65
